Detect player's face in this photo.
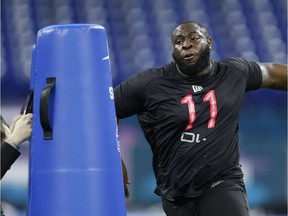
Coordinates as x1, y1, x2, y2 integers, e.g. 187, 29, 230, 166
172, 23, 211, 76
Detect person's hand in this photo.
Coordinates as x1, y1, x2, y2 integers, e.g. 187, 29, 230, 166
9, 114, 22, 132
121, 159, 130, 199
124, 181, 130, 199
7, 114, 33, 145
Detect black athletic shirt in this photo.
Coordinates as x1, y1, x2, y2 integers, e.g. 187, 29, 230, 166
114, 58, 262, 199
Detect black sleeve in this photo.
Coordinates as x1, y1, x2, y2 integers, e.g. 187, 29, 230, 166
114, 72, 151, 119
1, 142, 21, 179
221, 58, 263, 91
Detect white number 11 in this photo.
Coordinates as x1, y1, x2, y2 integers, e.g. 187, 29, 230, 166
181, 90, 218, 130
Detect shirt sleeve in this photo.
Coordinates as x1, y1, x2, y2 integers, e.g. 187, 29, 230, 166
114, 72, 150, 119
1, 142, 21, 179
221, 58, 263, 91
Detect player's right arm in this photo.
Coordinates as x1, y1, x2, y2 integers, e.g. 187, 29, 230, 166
114, 72, 151, 199
114, 72, 151, 118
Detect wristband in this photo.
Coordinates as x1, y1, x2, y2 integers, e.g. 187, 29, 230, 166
5, 138, 20, 150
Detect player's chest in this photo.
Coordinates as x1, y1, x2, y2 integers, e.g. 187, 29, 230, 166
145, 78, 245, 127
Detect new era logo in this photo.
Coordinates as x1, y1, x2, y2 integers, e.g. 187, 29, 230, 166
192, 85, 203, 93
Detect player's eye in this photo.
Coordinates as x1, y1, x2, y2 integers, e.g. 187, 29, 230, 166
191, 37, 200, 41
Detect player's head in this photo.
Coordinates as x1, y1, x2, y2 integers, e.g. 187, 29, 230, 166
171, 21, 212, 77
1, 115, 9, 143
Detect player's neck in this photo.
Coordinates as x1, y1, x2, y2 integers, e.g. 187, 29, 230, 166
176, 61, 213, 78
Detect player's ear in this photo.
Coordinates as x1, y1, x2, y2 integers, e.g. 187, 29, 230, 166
207, 37, 212, 50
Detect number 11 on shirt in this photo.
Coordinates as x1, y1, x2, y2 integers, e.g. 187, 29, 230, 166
181, 90, 218, 130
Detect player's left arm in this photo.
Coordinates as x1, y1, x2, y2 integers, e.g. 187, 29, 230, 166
258, 63, 287, 91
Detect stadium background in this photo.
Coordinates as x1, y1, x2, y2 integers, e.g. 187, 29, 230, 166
1, 0, 287, 215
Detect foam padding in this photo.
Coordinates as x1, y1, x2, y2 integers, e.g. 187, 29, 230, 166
28, 24, 126, 216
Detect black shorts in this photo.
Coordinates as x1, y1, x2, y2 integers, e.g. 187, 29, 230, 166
162, 180, 249, 216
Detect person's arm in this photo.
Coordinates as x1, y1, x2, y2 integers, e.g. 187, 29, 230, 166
117, 118, 130, 199
121, 158, 130, 199
1, 142, 21, 179
258, 63, 287, 91
1, 114, 32, 179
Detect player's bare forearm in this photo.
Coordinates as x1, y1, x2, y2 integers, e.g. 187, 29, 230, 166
121, 158, 130, 198
259, 63, 287, 91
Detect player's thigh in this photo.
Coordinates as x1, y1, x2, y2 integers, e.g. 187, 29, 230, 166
161, 197, 199, 216
162, 198, 178, 216
199, 182, 249, 216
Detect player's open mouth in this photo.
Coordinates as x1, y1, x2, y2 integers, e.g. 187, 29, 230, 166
183, 53, 196, 60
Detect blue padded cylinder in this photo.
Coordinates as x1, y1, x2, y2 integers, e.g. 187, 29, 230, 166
28, 24, 126, 216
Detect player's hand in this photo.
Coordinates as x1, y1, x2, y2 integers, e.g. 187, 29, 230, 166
8, 114, 33, 145
122, 158, 130, 199
124, 181, 130, 199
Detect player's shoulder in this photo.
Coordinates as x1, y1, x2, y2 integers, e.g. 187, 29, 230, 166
141, 62, 175, 76
133, 62, 175, 84
218, 57, 257, 71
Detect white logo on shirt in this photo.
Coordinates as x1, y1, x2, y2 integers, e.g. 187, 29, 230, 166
210, 180, 224, 188
192, 85, 203, 93
181, 132, 207, 143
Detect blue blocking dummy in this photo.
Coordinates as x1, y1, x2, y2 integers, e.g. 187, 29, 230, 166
28, 24, 126, 216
